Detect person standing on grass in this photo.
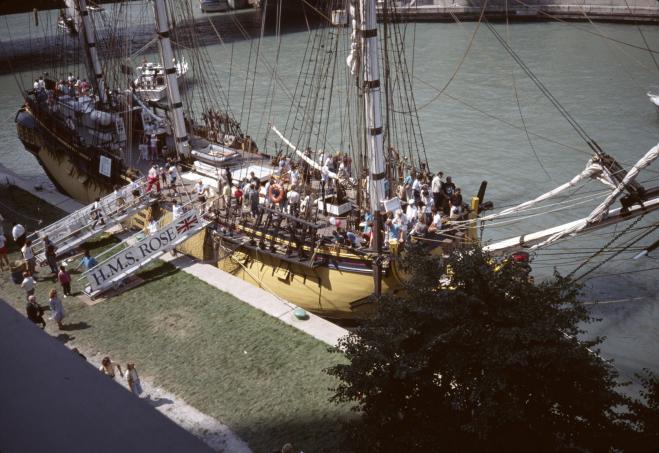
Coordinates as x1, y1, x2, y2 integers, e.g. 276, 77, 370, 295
26, 295, 46, 328
0, 231, 9, 271
76, 250, 97, 272
48, 288, 65, 330
21, 271, 36, 298
99, 356, 123, 379
58, 265, 71, 297
22, 240, 36, 275
43, 235, 58, 274
125, 363, 143, 396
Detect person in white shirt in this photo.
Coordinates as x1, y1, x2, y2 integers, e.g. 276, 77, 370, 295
450, 203, 462, 220
146, 165, 161, 194
168, 164, 179, 193
113, 186, 126, 214
125, 363, 143, 396
421, 190, 434, 224
290, 166, 300, 188
21, 272, 36, 297
128, 179, 141, 206
394, 209, 408, 242
287, 188, 301, 217
22, 240, 36, 274
412, 175, 422, 203
89, 198, 105, 229
431, 171, 443, 209
406, 202, 418, 229
172, 199, 183, 219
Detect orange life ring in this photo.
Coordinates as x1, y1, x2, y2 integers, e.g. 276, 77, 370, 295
268, 183, 285, 204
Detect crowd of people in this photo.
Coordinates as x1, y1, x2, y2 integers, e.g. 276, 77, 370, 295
32, 72, 93, 108
2, 214, 145, 399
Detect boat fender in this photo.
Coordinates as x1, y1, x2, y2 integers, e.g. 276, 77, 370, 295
66, 117, 75, 130
223, 134, 236, 147
293, 308, 308, 320
268, 183, 285, 204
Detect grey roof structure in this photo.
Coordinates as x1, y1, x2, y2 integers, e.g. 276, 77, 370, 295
0, 299, 214, 453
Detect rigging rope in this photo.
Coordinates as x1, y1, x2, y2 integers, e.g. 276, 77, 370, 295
415, 0, 488, 112
485, 21, 603, 156
570, 217, 657, 280
505, 0, 552, 180
512, 0, 659, 55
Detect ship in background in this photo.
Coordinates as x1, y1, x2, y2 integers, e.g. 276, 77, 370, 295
13, 0, 251, 204
10, 0, 659, 319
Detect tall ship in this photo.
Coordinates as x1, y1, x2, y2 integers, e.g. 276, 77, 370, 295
14, 0, 659, 319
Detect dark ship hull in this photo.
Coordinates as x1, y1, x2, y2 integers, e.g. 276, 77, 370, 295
15, 106, 129, 204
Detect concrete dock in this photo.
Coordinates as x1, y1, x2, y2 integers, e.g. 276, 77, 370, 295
380, 0, 659, 23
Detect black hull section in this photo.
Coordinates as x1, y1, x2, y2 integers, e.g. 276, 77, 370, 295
15, 107, 127, 204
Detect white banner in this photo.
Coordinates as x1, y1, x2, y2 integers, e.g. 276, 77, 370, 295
99, 155, 112, 177
87, 210, 201, 292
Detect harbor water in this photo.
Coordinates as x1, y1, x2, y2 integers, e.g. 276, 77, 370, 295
0, 7, 658, 386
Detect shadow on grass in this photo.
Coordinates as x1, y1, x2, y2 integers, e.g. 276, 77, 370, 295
55, 333, 75, 344
61, 321, 91, 331
82, 234, 121, 252
135, 262, 179, 284
232, 416, 355, 453
146, 396, 174, 408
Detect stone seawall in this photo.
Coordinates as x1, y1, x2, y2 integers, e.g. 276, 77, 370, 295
379, 0, 659, 22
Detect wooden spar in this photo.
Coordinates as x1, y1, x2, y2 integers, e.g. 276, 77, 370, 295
270, 125, 339, 180
152, 0, 190, 158
484, 192, 659, 254
77, 0, 107, 104
359, 0, 387, 296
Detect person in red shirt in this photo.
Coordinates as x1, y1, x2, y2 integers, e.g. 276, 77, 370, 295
58, 265, 72, 298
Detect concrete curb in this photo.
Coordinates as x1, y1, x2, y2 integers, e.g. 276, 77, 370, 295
160, 254, 349, 347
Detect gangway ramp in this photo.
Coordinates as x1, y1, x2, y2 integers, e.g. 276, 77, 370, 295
28, 177, 154, 265
81, 209, 210, 298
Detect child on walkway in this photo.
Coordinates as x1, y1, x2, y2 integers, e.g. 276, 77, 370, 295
58, 265, 72, 297
99, 356, 123, 379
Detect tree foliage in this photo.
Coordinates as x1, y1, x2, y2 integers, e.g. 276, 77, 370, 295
326, 245, 635, 452
626, 369, 659, 451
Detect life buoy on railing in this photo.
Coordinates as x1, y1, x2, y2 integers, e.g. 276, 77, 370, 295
268, 183, 285, 204
223, 134, 236, 147
66, 118, 75, 130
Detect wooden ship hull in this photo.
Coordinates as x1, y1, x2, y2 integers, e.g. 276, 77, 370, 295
15, 106, 129, 204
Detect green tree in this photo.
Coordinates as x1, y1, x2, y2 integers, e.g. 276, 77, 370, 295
326, 245, 630, 452
627, 369, 659, 451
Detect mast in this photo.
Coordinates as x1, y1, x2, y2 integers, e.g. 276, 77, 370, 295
152, 0, 190, 157
77, 0, 107, 104
359, 0, 387, 296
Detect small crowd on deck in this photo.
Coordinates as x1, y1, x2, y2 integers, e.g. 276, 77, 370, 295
141, 148, 470, 252
32, 72, 93, 105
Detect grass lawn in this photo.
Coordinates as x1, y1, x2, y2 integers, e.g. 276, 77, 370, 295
0, 188, 354, 452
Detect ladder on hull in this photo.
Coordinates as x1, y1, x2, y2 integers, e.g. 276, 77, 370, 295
28, 177, 154, 265
81, 209, 209, 298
